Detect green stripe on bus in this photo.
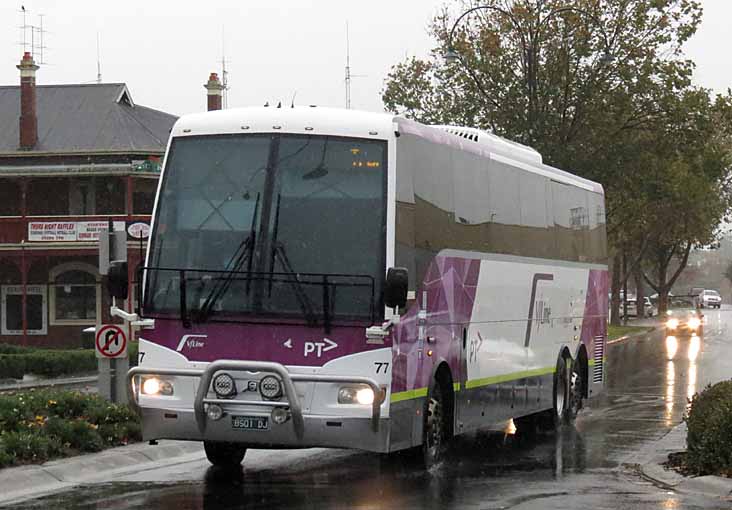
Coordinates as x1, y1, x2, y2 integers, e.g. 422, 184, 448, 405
391, 387, 428, 403
465, 366, 555, 390
392, 357, 606, 402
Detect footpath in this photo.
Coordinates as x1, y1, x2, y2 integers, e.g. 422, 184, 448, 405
632, 422, 732, 500
0, 440, 205, 506
0, 374, 98, 393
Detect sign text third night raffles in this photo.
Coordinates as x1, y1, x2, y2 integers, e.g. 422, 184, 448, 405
28, 221, 126, 242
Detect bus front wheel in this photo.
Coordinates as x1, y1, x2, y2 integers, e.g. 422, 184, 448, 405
422, 378, 449, 467
204, 441, 247, 468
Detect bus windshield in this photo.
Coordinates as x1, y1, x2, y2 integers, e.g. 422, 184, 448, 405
144, 133, 387, 325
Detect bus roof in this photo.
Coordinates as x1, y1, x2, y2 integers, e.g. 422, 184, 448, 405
171, 106, 604, 195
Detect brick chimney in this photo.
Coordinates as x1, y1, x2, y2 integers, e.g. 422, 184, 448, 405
204, 72, 223, 111
17, 52, 39, 150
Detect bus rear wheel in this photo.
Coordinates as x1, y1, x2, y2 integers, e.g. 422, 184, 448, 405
565, 358, 584, 423
537, 355, 570, 431
204, 441, 247, 468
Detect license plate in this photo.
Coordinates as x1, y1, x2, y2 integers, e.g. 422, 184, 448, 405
231, 415, 269, 431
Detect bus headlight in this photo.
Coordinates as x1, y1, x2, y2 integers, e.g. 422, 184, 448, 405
688, 317, 701, 330
338, 385, 375, 405
666, 318, 679, 330
142, 377, 174, 396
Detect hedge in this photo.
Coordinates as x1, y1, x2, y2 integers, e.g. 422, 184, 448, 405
685, 380, 732, 476
0, 343, 139, 380
0, 388, 140, 467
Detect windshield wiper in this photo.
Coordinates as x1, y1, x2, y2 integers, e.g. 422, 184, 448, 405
197, 193, 260, 321
268, 193, 319, 328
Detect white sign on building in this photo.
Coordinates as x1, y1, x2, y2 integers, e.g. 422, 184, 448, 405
28, 221, 126, 242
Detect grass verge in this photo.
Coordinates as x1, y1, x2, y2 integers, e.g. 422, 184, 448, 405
607, 325, 652, 341
0, 388, 140, 468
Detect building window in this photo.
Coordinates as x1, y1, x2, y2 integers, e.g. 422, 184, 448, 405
28, 178, 70, 216
49, 263, 100, 325
95, 177, 126, 215
1, 285, 47, 335
133, 178, 158, 214
0, 179, 22, 217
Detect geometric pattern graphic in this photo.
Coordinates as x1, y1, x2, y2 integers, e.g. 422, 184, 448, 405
391, 256, 480, 393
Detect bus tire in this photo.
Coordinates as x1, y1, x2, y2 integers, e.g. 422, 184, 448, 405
204, 441, 247, 468
565, 356, 585, 423
538, 354, 570, 431
422, 377, 449, 468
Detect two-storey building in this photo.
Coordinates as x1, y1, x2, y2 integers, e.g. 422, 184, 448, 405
0, 53, 178, 346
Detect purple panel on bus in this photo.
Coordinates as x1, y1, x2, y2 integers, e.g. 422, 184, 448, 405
580, 269, 609, 351
144, 321, 388, 365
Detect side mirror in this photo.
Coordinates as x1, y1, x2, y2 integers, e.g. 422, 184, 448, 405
384, 267, 408, 309
108, 261, 129, 300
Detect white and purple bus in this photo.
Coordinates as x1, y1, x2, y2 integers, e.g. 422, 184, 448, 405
116, 106, 608, 468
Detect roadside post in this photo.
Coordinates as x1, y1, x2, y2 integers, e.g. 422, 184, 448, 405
98, 222, 129, 404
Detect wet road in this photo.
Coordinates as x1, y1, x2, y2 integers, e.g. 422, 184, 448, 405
7, 309, 732, 509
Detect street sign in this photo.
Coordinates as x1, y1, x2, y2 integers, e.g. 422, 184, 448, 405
95, 324, 128, 359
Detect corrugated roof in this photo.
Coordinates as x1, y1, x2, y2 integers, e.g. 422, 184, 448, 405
0, 83, 177, 154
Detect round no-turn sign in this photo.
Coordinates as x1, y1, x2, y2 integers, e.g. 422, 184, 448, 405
95, 324, 128, 359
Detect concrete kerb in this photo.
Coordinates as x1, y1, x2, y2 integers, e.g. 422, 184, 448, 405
0, 440, 205, 507
636, 422, 732, 500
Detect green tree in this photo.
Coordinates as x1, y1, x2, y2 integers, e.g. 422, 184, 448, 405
382, 0, 732, 323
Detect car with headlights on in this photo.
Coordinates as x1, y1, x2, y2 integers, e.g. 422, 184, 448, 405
665, 296, 704, 336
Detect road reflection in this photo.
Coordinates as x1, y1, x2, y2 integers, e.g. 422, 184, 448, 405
664, 334, 702, 426
189, 426, 590, 510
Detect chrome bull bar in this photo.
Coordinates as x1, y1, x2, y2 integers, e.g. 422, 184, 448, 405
127, 360, 383, 440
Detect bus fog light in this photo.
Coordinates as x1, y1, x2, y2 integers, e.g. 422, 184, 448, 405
260, 375, 283, 400
666, 318, 679, 330
207, 404, 224, 421
688, 317, 701, 330
271, 407, 290, 425
213, 373, 237, 398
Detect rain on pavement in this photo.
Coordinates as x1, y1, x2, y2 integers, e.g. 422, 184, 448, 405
5, 309, 732, 510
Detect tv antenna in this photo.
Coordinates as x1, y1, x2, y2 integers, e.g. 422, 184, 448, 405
18, 7, 48, 64
344, 21, 366, 109
221, 26, 230, 109
96, 32, 102, 83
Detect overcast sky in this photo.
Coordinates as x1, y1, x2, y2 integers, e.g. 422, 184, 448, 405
0, 0, 729, 117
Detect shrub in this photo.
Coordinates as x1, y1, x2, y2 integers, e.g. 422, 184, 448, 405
0, 349, 97, 380
0, 445, 14, 467
0, 431, 61, 463
0, 389, 141, 468
0, 355, 26, 380
685, 380, 732, 476
0, 344, 35, 355
0, 343, 138, 380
